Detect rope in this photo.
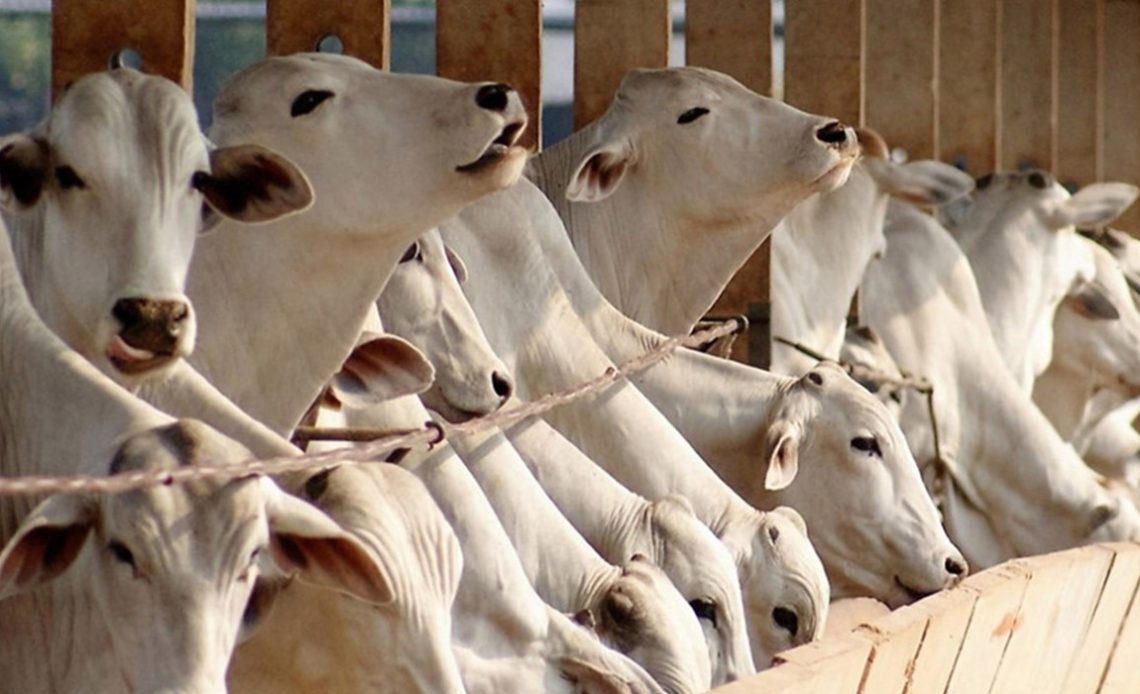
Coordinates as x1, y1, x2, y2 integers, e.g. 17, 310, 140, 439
0, 320, 741, 498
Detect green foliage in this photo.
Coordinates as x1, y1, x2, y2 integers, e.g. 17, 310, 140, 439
0, 14, 50, 133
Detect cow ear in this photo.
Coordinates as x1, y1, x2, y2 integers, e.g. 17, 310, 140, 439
198, 144, 314, 225
444, 244, 468, 284
0, 135, 50, 210
870, 159, 976, 207
1048, 182, 1139, 230
0, 494, 94, 599
1066, 282, 1120, 321
329, 332, 435, 408
566, 139, 634, 203
764, 420, 801, 491
261, 477, 394, 606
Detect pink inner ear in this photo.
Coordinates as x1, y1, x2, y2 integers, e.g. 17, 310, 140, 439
2, 523, 91, 589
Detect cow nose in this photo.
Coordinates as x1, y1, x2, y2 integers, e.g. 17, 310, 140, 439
772, 606, 798, 639
491, 370, 514, 401
815, 121, 850, 146
475, 83, 513, 112
944, 555, 968, 578
112, 297, 190, 353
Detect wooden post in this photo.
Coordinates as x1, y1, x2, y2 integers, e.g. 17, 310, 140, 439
938, 0, 999, 174
864, 0, 939, 159
266, 0, 390, 70
437, 0, 543, 151
999, 0, 1059, 173
52, 0, 196, 97
574, 0, 671, 130
686, 0, 773, 364
1056, 0, 1104, 190
1103, 0, 1140, 233
783, 0, 864, 126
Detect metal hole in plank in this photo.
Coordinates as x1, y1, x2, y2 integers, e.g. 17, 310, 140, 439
109, 48, 143, 71
316, 35, 345, 54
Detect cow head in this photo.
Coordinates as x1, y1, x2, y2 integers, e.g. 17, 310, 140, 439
0, 420, 390, 694
0, 69, 312, 385
378, 229, 514, 422
755, 363, 968, 608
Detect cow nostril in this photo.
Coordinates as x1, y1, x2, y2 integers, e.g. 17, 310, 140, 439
171, 303, 189, 323
475, 83, 512, 112
772, 607, 799, 638
945, 556, 967, 577
491, 371, 513, 400
815, 121, 849, 145
112, 298, 144, 328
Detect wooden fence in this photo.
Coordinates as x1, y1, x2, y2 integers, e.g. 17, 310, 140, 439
713, 542, 1140, 694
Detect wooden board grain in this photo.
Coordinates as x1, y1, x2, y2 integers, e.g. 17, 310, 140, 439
1103, 0, 1140, 234
937, 0, 998, 173
1056, 0, 1104, 189
52, 0, 195, 97
1063, 545, 1140, 694
685, 0, 772, 95
437, 0, 542, 150
266, 0, 390, 69
573, 0, 670, 129
783, 0, 864, 125
943, 564, 1032, 694
902, 585, 980, 693
864, 0, 938, 160
999, 0, 1058, 172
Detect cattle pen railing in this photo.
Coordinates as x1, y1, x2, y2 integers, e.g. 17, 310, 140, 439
10, 1, 1140, 692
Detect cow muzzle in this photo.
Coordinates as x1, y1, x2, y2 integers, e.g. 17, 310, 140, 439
107, 297, 192, 375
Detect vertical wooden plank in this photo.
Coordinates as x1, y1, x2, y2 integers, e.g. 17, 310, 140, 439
437, 0, 543, 151
783, 0, 864, 125
266, 0, 390, 70
937, 0, 998, 174
574, 0, 671, 130
52, 0, 195, 97
685, 0, 773, 364
685, 0, 772, 95
1099, 551, 1140, 692
943, 564, 1032, 694
1056, 0, 1104, 190
999, 0, 1059, 172
905, 586, 981, 692
864, 0, 938, 159
1063, 545, 1140, 694
1103, 0, 1140, 234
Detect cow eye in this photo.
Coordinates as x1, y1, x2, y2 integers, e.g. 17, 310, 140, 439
975, 174, 994, 190
291, 89, 334, 117
677, 107, 710, 125
1027, 171, 1050, 189
55, 166, 86, 190
108, 540, 136, 568
399, 241, 422, 263
851, 436, 882, 457
689, 598, 718, 627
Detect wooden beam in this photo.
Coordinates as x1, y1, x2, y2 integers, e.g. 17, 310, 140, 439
437, 0, 543, 151
52, 0, 196, 97
574, 0, 671, 130
266, 0, 390, 70
1103, 0, 1140, 233
1056, 0, 1104, 190
864, 0, 938, 159
999, 0, 1058, 172
938, 0, 998, 174
783, 0, 864, 126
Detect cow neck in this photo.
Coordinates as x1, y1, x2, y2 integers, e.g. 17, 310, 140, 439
185, 217, 403, 435
452, 426, 620, 613
1032, 361, 1096, 440
505, 417, 656, 560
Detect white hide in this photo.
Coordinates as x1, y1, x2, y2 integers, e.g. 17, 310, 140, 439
861, 201, 1140, 569
0, 219, 392, 694
0, 68, 312, 387
528, 66, 859, 336
941, 170, 1138, 391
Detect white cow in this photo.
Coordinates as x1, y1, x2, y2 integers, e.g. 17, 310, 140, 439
861, 200, 1140, 568
940, 170, 1138, 391
528, 66, 859, 336
444, 178, 964, 608
769, 128, 974, 374
0, 219, 391, 694
0, 68, 312, 385
228, 464, 467, 694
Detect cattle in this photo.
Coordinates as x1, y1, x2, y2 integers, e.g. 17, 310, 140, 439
769, 129, 974, 374
0, 219, 391, 694
528, 66, 859, 336
228, 464, 467, 694
860, 200, 1140, 568
0, 68, 312, 386
940, 171, 1138, 391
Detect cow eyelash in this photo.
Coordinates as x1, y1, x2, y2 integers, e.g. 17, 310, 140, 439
55, 166, 86, 190
399, 241, 422, 263
677, 107, 710, 125
108, 540, 136, 568
851, 436, 883, 458
291, 89, 334, 117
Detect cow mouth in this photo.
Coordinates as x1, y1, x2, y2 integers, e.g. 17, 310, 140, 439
106, 334, 176, 375
812, 156, 857, 191
456, 120, 527, 174
893, 576, 937, 605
